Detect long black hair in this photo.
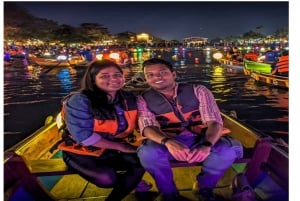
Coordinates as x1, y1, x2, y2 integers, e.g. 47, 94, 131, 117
80, 59, 123, 119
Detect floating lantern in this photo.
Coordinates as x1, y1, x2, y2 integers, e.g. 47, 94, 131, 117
212, 52, 223, 60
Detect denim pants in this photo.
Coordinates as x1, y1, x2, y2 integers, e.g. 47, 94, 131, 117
137, 133, 243, 195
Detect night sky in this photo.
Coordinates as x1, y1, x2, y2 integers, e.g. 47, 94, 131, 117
14, 1, 289, 41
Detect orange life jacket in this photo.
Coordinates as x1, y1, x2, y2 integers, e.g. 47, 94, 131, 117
58, 90, 137, 157
277, 55, 289, 73
142, 84, 206, 136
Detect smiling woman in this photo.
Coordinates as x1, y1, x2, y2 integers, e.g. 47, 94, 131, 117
54, 59, 152, 200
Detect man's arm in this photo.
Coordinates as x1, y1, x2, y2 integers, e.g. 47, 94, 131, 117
194, 85, 223, 145
204, 120, 223, 146
137, 95, 166, 143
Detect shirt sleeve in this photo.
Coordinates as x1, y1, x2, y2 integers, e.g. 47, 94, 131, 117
137, 95, 160, 134
65, 93, 101, 146
194, 85, 223, 126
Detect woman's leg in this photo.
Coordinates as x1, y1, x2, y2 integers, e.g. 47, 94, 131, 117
63, 151, 145, 201
105, 153, 145, 201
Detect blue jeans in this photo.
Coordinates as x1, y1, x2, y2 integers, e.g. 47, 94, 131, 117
137, 133, 243, 195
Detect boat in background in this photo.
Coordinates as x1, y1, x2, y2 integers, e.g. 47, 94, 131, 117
244, 68, 289, 89
219, 58, 244, 74
28, 54, 85, 67
243, 59, 272, 74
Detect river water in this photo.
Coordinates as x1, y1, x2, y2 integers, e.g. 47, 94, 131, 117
3, 48, 288, 150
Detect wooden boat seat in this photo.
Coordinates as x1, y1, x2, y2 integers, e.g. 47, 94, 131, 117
27, 157, 251, 177
26, 126, 240, 176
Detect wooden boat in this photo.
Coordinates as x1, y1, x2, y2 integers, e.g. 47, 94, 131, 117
243, 59, 272, 74
28, 54, 85, 67
244, 68, 289, 89
4, 105, 288, 201
219, 59, 244, 74
3, 70, 288, 199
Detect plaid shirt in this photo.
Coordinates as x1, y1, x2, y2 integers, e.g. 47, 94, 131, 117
137, 83, 223, 133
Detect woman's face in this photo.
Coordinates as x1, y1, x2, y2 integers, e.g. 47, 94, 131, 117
95, 66, 125, 94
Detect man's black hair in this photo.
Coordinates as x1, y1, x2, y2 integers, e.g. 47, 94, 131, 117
142, 58, 174, 72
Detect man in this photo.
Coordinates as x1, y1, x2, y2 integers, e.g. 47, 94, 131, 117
136, 58, 243, 201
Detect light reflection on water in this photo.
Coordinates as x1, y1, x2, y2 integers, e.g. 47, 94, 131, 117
4, 49, 288, 150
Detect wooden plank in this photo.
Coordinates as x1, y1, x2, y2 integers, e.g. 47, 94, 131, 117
12, 121, 61, 161
4, 152, 56, 201
50, 174, 89, 200
28, 159, 71, 176
69, 165, 238, 201
260, 146, 288, 190
28, 157, 251, 178
222, 113, 259, 148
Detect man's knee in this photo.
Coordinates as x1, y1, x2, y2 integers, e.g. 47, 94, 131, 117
137, 142, 168, 165
213, 136, 243, 159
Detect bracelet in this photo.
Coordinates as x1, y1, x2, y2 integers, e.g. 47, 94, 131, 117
161, 137, 171, 145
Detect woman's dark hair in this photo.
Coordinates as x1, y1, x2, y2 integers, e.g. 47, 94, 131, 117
142, 58, 174, 72
81, 59, 123, 118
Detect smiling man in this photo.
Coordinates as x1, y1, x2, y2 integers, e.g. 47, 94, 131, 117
136, 58, 243, 201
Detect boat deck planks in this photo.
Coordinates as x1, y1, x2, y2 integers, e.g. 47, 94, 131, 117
47, 165, 238, 201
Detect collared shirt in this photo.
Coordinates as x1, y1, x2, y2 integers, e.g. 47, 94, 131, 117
137, 83, 223, 133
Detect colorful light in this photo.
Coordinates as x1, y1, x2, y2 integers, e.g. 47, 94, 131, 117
212, 52, 223, 60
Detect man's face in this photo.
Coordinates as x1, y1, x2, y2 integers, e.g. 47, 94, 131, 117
143, 64, 176, 91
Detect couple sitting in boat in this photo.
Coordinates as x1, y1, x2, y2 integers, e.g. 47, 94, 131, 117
58, 58, 243, 201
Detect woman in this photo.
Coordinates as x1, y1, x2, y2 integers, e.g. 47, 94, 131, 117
60, 59, 151, 201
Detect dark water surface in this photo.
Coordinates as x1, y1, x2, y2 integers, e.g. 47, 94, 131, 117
4, 49, 288, 150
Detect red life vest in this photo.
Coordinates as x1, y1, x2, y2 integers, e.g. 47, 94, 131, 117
277, 55, 289, 73
142, 84, 206, 136
244, 52, 258, 62
58, 91, 137, 156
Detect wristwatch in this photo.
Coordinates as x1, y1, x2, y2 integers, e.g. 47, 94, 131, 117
161, 137, 171, 145
201, 141, 213, 147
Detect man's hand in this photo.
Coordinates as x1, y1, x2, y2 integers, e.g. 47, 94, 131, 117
165, 139, 190, 161
186, 146, 211, 163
